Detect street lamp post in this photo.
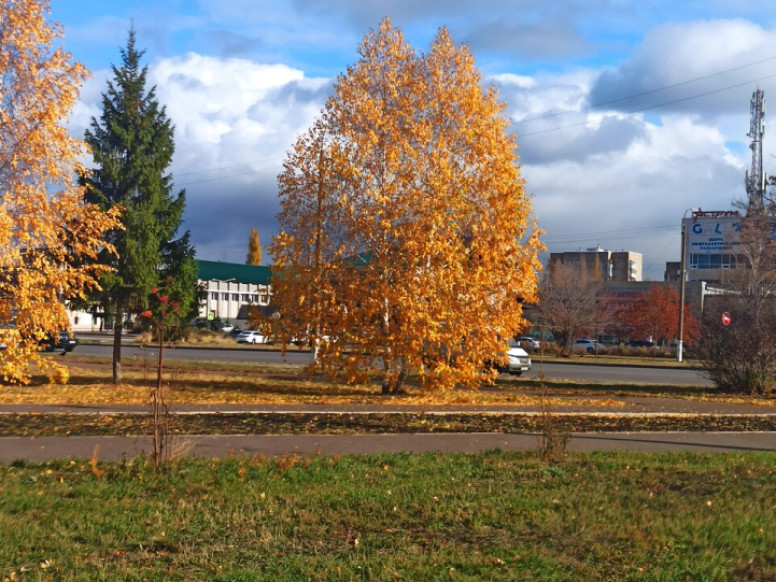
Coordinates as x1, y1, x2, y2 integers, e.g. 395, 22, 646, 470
677, 220, 687, 362
677, 209, 697, 362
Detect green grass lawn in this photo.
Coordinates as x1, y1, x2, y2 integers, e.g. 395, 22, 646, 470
2, 451, 774, 581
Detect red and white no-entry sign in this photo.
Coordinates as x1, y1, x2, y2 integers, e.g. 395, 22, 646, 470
721, 312, 732, 326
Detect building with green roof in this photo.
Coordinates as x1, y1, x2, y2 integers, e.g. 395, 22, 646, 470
197, 260, 273, 327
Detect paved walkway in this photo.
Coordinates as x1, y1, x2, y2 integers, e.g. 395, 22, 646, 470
1, 396, 775, 461
2, 432, 775, 462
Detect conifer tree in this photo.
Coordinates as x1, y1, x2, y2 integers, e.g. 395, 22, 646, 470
246, 228, 263, 265
82, 30, 196, 382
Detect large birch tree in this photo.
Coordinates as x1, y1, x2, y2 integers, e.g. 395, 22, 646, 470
270, 20, 542, 393
0, 0, 119, 384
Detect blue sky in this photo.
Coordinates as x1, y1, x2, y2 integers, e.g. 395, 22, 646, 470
47, 0, 776, 278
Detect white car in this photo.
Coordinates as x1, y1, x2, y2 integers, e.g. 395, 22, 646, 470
500, 339, 532, 376
516, 336, 540, 350
220, 323, 235, 333
572, 338, 598, 353
235, 330, 265, 344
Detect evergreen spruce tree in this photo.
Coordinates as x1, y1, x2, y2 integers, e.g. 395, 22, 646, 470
82, 30, 197, 382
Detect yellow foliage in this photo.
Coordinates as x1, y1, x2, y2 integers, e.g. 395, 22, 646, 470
0, 0, 119, 384
246, 227, 263, 265
271, 19, 543, 394
49, 366, 70, 385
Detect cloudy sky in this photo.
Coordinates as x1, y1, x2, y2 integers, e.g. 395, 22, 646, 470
49, 0, 776, 279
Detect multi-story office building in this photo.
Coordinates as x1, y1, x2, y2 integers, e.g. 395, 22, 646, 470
681, 210, 742, 283
549, 247, 643, 282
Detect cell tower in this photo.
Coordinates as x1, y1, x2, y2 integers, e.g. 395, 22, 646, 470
745, 88, 766, 213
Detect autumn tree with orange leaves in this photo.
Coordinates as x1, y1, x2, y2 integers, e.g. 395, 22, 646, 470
630, 284, 699, 346
269, 20, 542, 394
0, 0, 119, 384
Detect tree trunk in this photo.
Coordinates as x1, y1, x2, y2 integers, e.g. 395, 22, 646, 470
381, 362, 408, 395
112, 307, 123, 384
152, 321, 166, 469
392, 366, 408, 394
381, 380, 392, 395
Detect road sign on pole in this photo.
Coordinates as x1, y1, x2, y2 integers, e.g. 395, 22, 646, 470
721, 312, 731, 326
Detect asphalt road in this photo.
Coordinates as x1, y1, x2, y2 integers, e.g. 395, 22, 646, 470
75, 343, 713, 386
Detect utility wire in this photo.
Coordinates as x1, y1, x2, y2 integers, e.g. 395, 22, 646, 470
542, 224, 678, 245
519, 71, 776, 138
169, 58, 776, 185
517, 54, 776, 124
176, 164, 281, 186
174, 156, 284, 178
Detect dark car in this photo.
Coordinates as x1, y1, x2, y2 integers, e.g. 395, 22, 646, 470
44, 331, 78, 353
627, 340, 654, 348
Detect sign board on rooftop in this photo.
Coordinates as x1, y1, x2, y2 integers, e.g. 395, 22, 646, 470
684, 210, 741, 255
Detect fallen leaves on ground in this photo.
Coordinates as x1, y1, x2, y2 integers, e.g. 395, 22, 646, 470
1, 411, 774, 438
0, 360, 622, 409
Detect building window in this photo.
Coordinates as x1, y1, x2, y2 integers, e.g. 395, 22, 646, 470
691, 254, 738, 270
222, 292, 229, 300
242, 294, 251, 302
252, 294, 259, 303
232, 293, 239, 301
210, 292, 218, 301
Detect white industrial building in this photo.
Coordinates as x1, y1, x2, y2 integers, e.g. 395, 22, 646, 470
196, 260, 272, 326
66, 260, 273, 331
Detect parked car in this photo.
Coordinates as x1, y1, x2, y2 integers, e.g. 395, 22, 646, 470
220, 323, 235, 334
44, 330, 78, 353
571, 338, 598, 354
516, 336, 541, 350
235, 330, 266, 344
0, 324, 16, 350
627, 339, 654, 348
498, 339, 532, 376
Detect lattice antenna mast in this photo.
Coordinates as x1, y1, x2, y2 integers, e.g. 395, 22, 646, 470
745, 88, 766, 213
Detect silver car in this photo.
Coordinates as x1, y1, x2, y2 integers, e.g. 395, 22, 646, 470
502, 339, 532, 375
572, 338, 598, 354
517, 336, 541, 350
